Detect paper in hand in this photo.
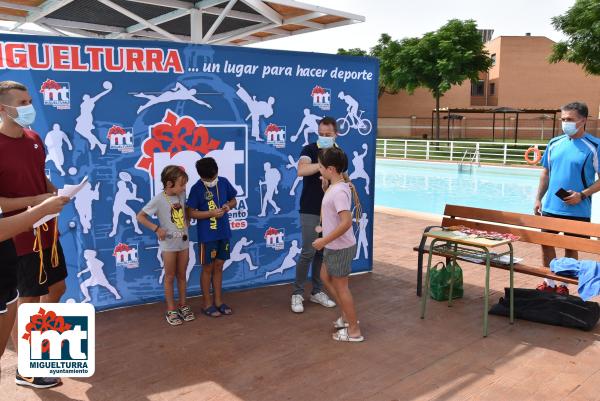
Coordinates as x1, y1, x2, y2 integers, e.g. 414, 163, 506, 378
33, 176, 88, 228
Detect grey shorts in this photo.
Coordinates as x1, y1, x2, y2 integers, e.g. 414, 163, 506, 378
159, 234, 189, 252
324, 245, 357, 277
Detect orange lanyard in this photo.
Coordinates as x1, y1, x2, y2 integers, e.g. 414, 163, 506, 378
32, 218, 59, 284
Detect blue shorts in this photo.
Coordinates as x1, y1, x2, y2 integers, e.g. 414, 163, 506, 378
199, 240, 230, 265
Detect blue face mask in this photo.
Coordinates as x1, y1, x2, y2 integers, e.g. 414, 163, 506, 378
3, 103, 36, 127
317, 136, 335, 149
562, 121, 578, 137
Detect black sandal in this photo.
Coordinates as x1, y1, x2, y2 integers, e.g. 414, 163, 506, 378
216, 303, 233, 315
201, 305, 221, 317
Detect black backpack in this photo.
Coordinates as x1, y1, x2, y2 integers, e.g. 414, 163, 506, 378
489, 288, 599, 331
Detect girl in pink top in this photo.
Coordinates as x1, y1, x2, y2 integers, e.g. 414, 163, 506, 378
312, 147, 363, 342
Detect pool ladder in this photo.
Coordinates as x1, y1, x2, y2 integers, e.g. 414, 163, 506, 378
458, 149, 480, 173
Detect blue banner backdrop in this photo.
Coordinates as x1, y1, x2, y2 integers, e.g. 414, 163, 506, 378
0, 34, 378, 311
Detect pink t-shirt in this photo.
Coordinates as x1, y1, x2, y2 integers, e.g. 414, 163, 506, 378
321, 182, 356, 250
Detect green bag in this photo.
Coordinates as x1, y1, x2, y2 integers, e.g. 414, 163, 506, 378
429, 261, 464, 301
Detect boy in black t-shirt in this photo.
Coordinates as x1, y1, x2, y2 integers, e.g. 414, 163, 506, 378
290, 117, 338, 313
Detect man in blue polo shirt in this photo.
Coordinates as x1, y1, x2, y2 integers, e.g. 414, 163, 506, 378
534, 102, 600, 294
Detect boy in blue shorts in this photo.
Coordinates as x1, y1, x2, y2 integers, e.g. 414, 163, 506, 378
187, 158, 237, 317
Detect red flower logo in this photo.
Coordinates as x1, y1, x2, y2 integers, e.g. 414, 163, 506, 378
264, 227, 280, 237
40, 79, 61, 91
265, 123, 281, 133
136, 110, 221, 176
113, 243, 131, 254
22, 307, 72, 353
107, 125, 126, 138
311, 85, 326, 95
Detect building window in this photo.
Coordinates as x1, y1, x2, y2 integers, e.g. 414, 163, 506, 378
471, 80, 485, 96
489, 83, 495, 95
490, 53, 496, 66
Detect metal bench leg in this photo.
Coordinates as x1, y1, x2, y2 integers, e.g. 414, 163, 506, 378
483, 251, 490, 337
416, 244, 424, 297
420, 239, 438, 319
448, 243, 458, 307
509, 242, 514, 324
417, 225, 442, 297
448, 259, 455, 308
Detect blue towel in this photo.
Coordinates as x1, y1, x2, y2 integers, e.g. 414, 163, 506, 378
550, 257, 600, 301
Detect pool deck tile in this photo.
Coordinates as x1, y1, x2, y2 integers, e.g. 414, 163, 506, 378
1, 211, 599, 401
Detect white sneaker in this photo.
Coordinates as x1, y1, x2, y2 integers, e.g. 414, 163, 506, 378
310, 292, 336, 308
291, 294, 304, 313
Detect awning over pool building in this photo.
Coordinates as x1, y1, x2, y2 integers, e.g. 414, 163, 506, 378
433, 107, 562, 143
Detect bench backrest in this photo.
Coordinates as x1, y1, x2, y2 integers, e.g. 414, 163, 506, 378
442, 204, 600, 255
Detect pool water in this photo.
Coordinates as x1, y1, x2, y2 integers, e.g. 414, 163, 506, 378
375, 159, 542, 215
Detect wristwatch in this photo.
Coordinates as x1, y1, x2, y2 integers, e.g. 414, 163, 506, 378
580, 191, 588, 200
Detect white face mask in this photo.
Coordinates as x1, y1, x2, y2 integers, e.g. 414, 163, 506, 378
2, 103, 36, 127
562, 121, 579, 137
203, 177, 218, 188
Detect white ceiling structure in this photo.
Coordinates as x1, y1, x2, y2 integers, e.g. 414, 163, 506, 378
0, 0, 365, 46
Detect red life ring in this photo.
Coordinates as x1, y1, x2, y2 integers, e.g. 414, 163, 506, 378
524, 147, 542, 165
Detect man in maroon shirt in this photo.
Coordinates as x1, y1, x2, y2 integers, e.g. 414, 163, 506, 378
0, 80, 68, 388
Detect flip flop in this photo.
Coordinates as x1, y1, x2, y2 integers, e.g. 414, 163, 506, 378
332, 317, 360, 330
216, 303, 233, 315
202, 305, 221, 317
332, 327, 364, 342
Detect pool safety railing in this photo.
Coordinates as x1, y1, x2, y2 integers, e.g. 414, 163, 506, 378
377, 139, 547, 166
458, 148, 480, 173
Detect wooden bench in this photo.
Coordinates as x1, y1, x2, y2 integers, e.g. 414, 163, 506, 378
415, 204, 600, 296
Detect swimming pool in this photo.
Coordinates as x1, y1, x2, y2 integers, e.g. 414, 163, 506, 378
375, 159, 541, 215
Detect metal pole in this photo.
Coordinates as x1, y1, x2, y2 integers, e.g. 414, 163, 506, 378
514, 112, 519, 144
431, 110, 434, 139
447, 110, 451, 140
541, 118, 545, 141
552, 113, 557, 138
492, 112, 496, 142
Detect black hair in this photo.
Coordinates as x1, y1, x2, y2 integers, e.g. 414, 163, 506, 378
561, 102, 589, 119
195, 157, 218, 179
318, 147, 348, 173
318, 116, 337, 132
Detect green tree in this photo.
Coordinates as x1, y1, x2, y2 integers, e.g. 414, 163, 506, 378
338, 21, 492, 139
338, 34, 402, 98
390, 20, 492, 139
337, 48, 368, 57
550, 0, 600, 75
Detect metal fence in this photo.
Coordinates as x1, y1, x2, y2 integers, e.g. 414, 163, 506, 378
376, 138, 547, 166
378, 117, 600, 141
